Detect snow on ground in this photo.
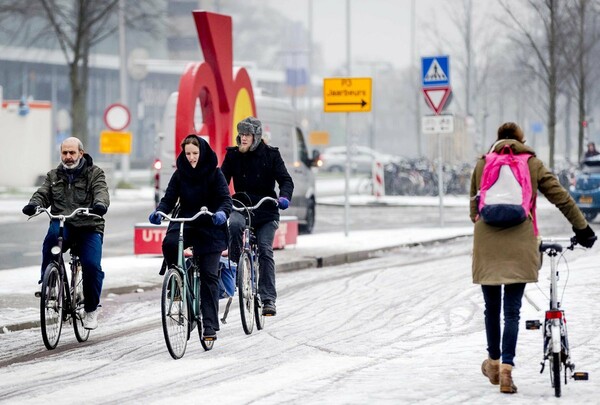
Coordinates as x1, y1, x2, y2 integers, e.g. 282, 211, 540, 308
0, 237, 599, 404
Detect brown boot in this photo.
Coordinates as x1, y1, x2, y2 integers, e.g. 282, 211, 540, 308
481, 358, 500, 385
500, 364, 518, 394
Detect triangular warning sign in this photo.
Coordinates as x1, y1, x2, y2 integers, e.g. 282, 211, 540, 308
423, 86, 451, 115
424, 59, 448, 83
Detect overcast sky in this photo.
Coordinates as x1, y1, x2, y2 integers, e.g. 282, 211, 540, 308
264, 0, 464, 72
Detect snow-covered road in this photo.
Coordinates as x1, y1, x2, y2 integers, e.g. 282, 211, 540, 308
1, 239, 599, 404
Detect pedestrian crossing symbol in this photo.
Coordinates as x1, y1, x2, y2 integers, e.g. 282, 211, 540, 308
421, 56, 450, 87
424, 59, 447, 82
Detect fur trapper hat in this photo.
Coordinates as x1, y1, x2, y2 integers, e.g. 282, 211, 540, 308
236, 116, 263, 151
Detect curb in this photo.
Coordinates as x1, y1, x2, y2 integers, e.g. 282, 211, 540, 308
0, 233, 472, 334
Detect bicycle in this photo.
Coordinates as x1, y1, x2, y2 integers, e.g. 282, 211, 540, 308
221, 196, 279, 335
156, 207, 216, 359
525, 237, 591, 397
28, 207, 99, 350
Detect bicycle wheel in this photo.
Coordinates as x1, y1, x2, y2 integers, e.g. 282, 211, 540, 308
551, 352, 561, 397
254, 261, 265, 330
237, 253, 255, 335
71, 263, 90, 342
40, 264, 63, 350
161, 267, 189, 359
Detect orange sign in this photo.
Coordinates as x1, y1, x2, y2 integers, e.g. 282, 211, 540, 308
99, 131, 132, 154
323, 77, 372, 113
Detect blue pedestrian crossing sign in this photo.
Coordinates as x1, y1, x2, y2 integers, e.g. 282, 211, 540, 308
422, 56, 450, 87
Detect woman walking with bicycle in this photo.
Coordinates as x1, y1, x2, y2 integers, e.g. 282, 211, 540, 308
149, 134, 232, 340
470, 122, 596, 394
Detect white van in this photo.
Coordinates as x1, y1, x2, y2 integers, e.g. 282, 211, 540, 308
155, 92, 319, 234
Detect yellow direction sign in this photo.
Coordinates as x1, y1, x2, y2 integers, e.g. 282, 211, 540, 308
100, 130, 132, 154
323, 77, 372, 113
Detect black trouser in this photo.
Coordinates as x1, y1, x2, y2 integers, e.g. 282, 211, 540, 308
162, 228, 222, 331
228, 211, 279, 303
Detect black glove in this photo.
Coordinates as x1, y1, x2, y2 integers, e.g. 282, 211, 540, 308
573, 225, 597, 248
91, 204, 107, 216
22, 204, 38, 216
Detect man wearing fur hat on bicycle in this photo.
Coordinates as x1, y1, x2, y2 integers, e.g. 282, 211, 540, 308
221, 116, 294, 316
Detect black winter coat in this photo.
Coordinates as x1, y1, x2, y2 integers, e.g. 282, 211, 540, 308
221, 141, 294, 226
156, 137, 232, 254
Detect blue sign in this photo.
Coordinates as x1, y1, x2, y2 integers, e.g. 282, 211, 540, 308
531, 121, 543, 133
421, 56, 450, 87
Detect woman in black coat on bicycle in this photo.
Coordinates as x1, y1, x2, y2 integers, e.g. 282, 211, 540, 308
149, 134, 232, 339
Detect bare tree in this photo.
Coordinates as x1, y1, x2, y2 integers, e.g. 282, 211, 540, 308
437, 0, 498, 153
498, 0, 576, 170
0, 0, 163, 146
562, 0, 600, 162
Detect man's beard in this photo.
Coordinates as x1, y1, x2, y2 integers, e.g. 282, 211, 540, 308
239, 144, 251, 153
62, 156, 82, 169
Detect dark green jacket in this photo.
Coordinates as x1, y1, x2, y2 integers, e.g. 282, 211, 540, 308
28, 154, 110, 234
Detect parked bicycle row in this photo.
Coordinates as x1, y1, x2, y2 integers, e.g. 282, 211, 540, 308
382, 158, 473, 196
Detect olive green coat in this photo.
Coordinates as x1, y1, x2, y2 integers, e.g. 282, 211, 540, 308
28, 154, 110, 234
470, 140, 587, 285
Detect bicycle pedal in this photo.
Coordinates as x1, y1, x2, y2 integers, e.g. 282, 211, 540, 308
203, 336, 217, 341
526, 320, 542, 330
573, 372, 589, 381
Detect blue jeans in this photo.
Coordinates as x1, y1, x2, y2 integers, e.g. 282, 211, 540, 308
41, 221, 104, 312
228, 211, 279, 303
481, 283, 526, 366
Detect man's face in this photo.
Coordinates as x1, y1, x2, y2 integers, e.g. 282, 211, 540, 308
61, 141, 83, 168
239, 133, 254, 153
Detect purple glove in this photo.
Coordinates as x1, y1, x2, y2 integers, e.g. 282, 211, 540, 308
148, 211, 162, 225
213, 210, 227, 225
278, 197, 289, 210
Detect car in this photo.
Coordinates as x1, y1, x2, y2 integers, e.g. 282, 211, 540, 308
570, 156, 600, 221
318, 145, 395, 174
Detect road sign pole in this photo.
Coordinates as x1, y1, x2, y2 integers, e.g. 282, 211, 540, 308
119, 0, 129, 185
344, 112, 350, 237
437, 133, 444, 227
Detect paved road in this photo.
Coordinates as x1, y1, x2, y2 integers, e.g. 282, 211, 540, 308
0, 172, 579, 271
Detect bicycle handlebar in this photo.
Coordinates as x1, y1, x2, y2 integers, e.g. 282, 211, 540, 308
539, 237, 577, 253
29, 206, 101, 221
232, 196, 279, 212
156, 206, 214, 222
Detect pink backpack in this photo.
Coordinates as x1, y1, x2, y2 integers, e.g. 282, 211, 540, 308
477, 144, 538, 235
